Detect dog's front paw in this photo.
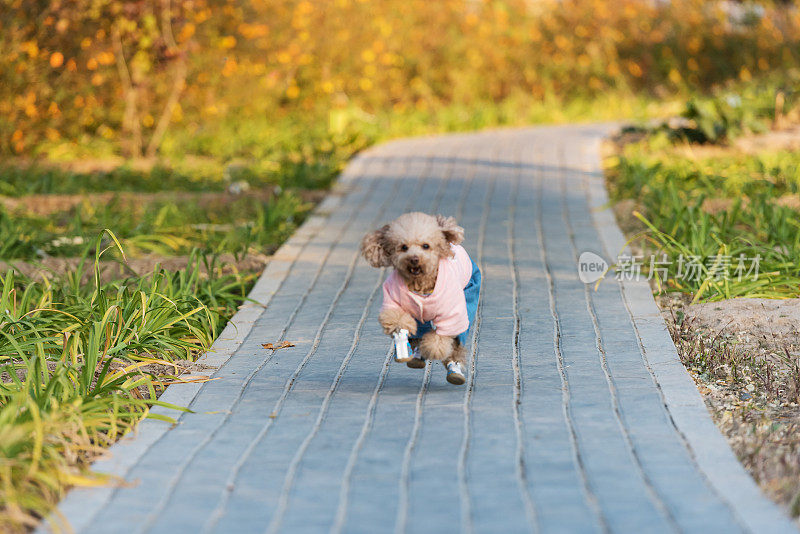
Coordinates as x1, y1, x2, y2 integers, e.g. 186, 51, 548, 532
379, 308, 417, 336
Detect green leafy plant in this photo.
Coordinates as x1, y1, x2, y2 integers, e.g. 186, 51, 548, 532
0, 232, 254, 532
609, 141, 800, 301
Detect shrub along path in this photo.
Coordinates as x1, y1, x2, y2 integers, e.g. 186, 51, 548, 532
44, 125, 796, 533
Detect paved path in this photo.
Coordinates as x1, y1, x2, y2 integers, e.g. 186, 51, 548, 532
48, 125, 796, 533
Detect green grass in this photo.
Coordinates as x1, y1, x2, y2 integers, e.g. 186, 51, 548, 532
0, 190, 311, 259
0, 235, 255, 532
608, 137, 800, 301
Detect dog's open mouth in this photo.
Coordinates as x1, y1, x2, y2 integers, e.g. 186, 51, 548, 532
407, 266, 423, 276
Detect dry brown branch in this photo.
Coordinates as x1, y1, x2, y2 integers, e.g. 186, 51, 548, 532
146, 0, 187, 158
112, 26, 142, 158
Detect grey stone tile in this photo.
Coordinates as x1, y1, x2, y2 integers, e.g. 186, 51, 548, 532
45, 127, 796, 534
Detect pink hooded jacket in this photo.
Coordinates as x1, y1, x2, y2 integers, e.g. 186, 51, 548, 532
381, 244, 473, 336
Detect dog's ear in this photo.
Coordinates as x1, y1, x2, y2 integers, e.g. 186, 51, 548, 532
436, 215, 464, 245
361, 225, 391, 267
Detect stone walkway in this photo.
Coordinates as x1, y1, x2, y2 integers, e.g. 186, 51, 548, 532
47, 125, 796, 533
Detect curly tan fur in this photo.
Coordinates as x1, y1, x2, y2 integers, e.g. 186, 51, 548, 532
419, 332, 454, 361
378, 307, 417, 335
360, 224, 391, 267
436, 215, 465, 246
444, 342, 467, 366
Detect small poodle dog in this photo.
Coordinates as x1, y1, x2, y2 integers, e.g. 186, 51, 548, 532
360, 212, 481, 385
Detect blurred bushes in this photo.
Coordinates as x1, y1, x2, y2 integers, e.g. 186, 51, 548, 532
628, 74, 800, 143
2, 0, 799, 158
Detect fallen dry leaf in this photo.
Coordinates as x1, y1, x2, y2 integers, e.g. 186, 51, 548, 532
152, 376, 220, 386
262, 341, 296, 350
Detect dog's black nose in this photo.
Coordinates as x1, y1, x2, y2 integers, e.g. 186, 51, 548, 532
409, 256, 419, 265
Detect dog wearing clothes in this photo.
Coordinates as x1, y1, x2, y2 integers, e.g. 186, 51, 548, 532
360, 212, 481, 385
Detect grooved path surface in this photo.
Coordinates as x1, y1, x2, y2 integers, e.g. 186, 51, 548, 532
50, 126, 796, 534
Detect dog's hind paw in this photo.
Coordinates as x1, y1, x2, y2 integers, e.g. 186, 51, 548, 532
407, 358, 426, 369
445, 361, 466, 385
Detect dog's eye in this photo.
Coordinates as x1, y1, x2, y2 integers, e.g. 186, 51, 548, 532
400, 244, 408, 252
422, 243, 430, 250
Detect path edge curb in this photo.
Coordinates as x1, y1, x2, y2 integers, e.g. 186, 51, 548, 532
580, 126, 797, 534
38, 156, 366, 534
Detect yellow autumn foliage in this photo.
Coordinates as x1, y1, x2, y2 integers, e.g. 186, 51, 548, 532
1, 0, 799, 155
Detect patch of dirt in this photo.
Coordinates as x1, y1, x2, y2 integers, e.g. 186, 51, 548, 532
705, 395, 800, 517
775, 194, 800, 211
608, 122, 800, 161
0, 356, 215, 400
0, 188, 328, 217
612, 198, 647, 237
684, 298, 800, 353
734, 126, 800, 154
2, 155, 218, 175
117, 358, 221, 399
0, 190, 271, 217
669, 126, 800, 160
659, 295, 800, 519
0, 253, 270, 284
700, 197, 738, 215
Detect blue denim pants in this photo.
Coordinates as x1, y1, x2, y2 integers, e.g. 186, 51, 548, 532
409, 259, 481, 346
